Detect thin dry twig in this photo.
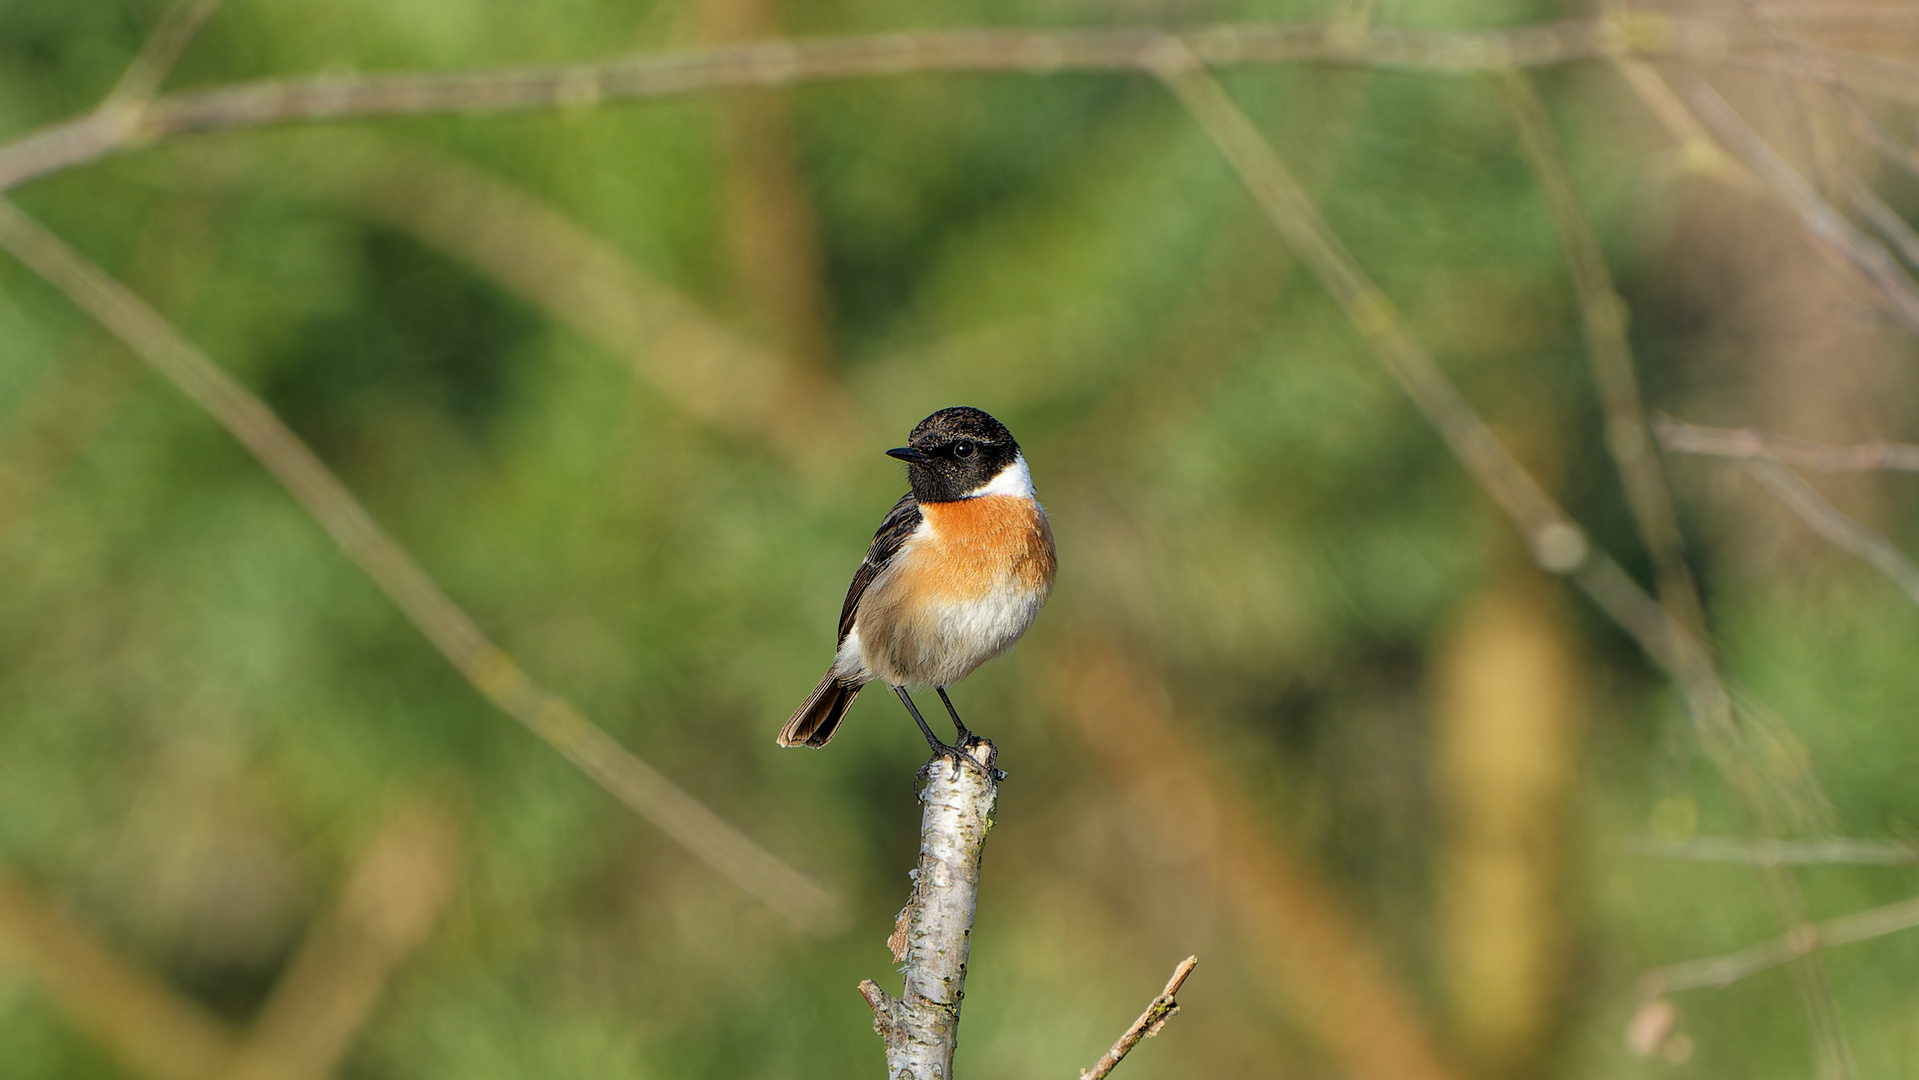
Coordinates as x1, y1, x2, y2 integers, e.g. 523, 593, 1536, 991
1656, 417, 1919, 472
0, 196, 842, 934
1685, 76, 1919, 336
1151, 47, 1706, 685
1748, 458, 1919, 605
1158, 52, 1858, 1073
234, 133, 859, 463
1628, 835, 1919, 865
223, 800, 462, 1080
1608, 52, 1752, 184
0, 14, 1741, 193
1497, 68, 1707, 640
1060, 645, 1456, 1080
1645, 891, 1919, 995
104, 0, 225, 111
0, 867, 238, 1080
1080, 956, 1198, 1080
1840, 170, 1919, 273
1657, 418, 1919, 605
0, 797, 460, 1080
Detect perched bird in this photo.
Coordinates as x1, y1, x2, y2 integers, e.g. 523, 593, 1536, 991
779, 407, 1056, 763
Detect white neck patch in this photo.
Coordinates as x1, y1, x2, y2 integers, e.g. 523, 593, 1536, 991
965, 453, 1035, 499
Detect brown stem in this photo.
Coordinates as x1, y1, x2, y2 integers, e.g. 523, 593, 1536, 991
1079, 956, 1198, 1080
0, 15, 1748, 193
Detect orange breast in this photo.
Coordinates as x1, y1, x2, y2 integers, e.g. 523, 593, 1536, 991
906, 495, 1056, 601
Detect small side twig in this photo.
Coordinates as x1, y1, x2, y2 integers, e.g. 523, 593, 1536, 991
1655, 417, 1919, 472
1685, 75, 1919, 337
104, 0, 224, 111
1627, 835, 1919, 865
1644, 892, 1919, 995
1747, 457, 1919, 607
1657, 418, 1919, 607
859, 740, 999, 1079
1080, 956, 1198, 1080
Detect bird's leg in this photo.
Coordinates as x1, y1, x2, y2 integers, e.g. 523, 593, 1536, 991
934, 686, 978, 748
894, 685, 991, 779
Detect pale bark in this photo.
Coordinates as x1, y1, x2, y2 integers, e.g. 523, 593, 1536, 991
859, 740, 998, 1079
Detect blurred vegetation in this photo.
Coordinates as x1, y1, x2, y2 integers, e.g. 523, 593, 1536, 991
5, 1, 1919, 1078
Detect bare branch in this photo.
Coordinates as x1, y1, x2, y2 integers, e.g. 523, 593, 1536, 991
240, 134, 860, 464
1080, 956, 1198, 1080
1657, 418, 1919, 606
1685, 76, 1919, 336
1655, 417, 1919, 472
1150, 48, 1711, 686
860, 740, 999, 1077
0, 15, 1748, 193
1061, 645, 1458, 1080
223, 799, 461, 1080
0, 867, 238, 1080
1628, 835, 1919, 865
1645, 892, 1919, 994
1157, 54, 1859, 1072
0, 197, 842, 935
1608, 53, 1753, 185
1839, 170, 1919, 274
1497, 68, 1707, 639
1750, 457, 1919, 606
104, 0, 224, 111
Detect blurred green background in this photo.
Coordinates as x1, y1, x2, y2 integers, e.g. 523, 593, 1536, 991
5, 1, 1919, 1077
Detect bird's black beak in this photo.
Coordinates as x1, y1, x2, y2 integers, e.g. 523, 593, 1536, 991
886, 446, 931, 465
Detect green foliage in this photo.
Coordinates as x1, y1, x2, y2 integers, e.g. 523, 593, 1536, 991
4, 1, 1919, 1078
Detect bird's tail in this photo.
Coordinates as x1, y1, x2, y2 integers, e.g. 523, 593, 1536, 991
778, 673, 861, 748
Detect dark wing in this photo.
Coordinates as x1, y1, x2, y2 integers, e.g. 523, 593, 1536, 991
837, 493, 921, 644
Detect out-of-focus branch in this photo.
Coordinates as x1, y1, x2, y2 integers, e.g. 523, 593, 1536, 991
1840, 171, 1919, 272
1793, 45, 1919, 109
0, 338, 142, 547
1497, 69, 1706, 640
1656, 417, 1919, 472
0, 15, 1744, 193
703, 0, 836, 376
244, 134, 859, 464
1608, 53, 1752, 184
1644, 892, 1919, 995
1754, 459, 1919, 603
1685, 77, 1919, 336
1156, 53, 1856, 1073
1079, 956, 1197, 1080
857, 740, 998, 1078
0, 197, 842, 935
223, 799, 461, 1080
0, 198, 219, 547
1152, 49, 1701, 687
0, 867, 238, 1080
105, 0, 224, 112
1628, 835, 1919, 865
1658, 417, 1919, 605
1060, 644, 1457, 1080
0, 796, 459, 1080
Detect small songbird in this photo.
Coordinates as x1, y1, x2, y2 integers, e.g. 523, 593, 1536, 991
779, 407, 1056, 762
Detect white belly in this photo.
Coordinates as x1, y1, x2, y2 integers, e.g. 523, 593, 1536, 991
835, 576, 1047, 688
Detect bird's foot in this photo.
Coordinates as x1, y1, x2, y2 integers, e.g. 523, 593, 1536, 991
916, 734, 1002, 783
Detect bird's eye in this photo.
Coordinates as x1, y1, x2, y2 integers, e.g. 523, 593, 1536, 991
953, 441, 975, 458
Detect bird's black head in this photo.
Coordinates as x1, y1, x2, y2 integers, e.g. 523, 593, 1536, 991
887, 407, 1027, 504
